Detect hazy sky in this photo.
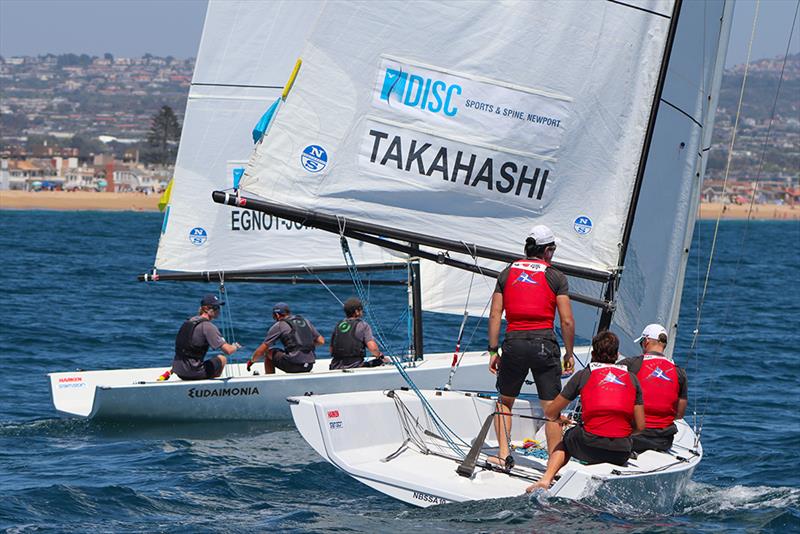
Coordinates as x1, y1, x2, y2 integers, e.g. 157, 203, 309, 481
0, 0, 797, 66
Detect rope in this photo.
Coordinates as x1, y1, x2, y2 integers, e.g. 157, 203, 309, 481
692, 0, 800, 444
216, 275, 239, 378
302, 266, 345, 306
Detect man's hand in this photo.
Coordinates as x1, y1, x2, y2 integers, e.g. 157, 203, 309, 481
553, 414, 573, 426
562, 352, 575, 376
489, 351, 500, 375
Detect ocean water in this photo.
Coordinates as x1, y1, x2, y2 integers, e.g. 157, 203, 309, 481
0, 211, 798, 533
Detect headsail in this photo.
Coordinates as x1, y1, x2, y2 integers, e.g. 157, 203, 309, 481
153, 0, 400, 274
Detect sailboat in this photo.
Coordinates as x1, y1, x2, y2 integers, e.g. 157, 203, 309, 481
212, 0, 733, 508
47, 0, 588, 421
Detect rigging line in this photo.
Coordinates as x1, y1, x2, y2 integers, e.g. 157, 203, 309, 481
687, 0, 761, 364
696, 0, 794, 444
302, 266, 345, 306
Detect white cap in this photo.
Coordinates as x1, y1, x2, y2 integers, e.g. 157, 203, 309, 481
528, 224, 559, 246
634, 323, 668, 343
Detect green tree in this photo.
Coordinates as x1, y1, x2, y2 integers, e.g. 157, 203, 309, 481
146, 105, 182, 165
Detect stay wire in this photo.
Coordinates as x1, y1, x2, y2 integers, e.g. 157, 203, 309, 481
695, 0, 799, 443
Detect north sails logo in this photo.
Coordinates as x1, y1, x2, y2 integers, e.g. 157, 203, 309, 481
648, 367, 673, 382
188, 387, 260, 398
599, 371, 626, 386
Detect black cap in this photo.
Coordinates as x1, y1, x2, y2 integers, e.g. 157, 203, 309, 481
272, 302, 290, 315
201, 294, 225, 307
343, 297, 363, 316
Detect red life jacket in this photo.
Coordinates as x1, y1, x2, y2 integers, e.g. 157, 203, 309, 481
502, 258, 556, 332
636, 354, 680, 429
581, 363, 637, 438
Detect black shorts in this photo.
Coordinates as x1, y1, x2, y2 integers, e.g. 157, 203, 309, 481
632, 426, 676, 453
271, 349, 313, 374
563, 426, 631, 466
172, 356, 224, 380
496, 336, 561, 399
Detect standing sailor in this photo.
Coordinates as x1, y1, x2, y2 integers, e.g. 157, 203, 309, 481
172, 294, 241, 380
488, 225, 575, 467
619, 323, 688, 453
247, 302, 324, 374
329, 297, 386, 370
528, 331, 645, 491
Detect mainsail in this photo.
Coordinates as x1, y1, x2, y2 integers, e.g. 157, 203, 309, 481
153, 0, 400, 274
231, 0, 732, 353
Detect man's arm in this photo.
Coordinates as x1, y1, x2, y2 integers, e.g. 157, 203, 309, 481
219, 342, 239, 356
555, 294, 575, 373
314, 335, 325, 346
543, 394, 570, 420
676, 398, 688, 420
488, 292, 503, 374
250, 342, 269, 363
632, 404, 646, 434
366, 339, 382, 358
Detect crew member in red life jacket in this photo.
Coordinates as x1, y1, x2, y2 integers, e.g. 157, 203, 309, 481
488, 225, 576, 468
528, 331, 645, 491
618, 323, 688, 453
172, 294, 241, 380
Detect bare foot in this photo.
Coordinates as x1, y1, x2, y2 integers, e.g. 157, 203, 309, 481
486, 456, 507, 469
526, 479, 552, 493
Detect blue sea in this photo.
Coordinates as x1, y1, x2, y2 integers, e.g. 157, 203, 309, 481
0, 211, 798, 533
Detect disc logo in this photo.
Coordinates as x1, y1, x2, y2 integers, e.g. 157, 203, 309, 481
189, 227, 208, 246
574, 216, 593, 235
301, 145, 328, 173
380, 68, 461, 117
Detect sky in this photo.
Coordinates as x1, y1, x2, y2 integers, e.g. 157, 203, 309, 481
0, 0, 797, 67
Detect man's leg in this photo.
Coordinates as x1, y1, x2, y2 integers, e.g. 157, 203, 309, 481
263, 349, 278, 374
538, 399, 562, 455
528, 440, 569, 491
493, 394, 516, 466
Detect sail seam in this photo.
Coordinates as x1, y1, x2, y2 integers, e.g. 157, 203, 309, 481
191, 82, 284, 89
606, 0, 671, 19
367, 116, 558, 163
660, 98, 703, 128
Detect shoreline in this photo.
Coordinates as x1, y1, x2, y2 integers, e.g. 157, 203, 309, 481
1, 191, 798, 220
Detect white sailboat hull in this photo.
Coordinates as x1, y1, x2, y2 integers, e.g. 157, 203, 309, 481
289, 389, 702, 511
49, 351, 560, 421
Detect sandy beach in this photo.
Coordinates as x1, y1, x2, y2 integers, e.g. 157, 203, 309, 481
0, 190, 160, 212
1, 191, 798, 220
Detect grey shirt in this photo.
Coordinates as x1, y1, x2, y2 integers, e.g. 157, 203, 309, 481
263, 316, 321, 364
191, 317, 226, 352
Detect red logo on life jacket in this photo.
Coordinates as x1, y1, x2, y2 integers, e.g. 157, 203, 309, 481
503, 259, 555, 332
637, 355, 680, 429
581, 363, 636, 438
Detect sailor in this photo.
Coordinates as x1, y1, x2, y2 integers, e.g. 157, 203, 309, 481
247, 302, 324, 374
488, 224, 575, 467
618, 323, 688, 453
329, 297, 386, 370
528, 331, 645, 491
172, 294, 241, 380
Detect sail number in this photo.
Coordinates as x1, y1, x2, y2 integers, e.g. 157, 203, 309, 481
230, 210, 304, 232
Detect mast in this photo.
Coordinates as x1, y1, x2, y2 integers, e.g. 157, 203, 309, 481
410, 246, 424, 359
597, 0, 684, 332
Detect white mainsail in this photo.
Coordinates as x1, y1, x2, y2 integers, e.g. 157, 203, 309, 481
237, 0, 732, 353
154, 0, 400, 273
